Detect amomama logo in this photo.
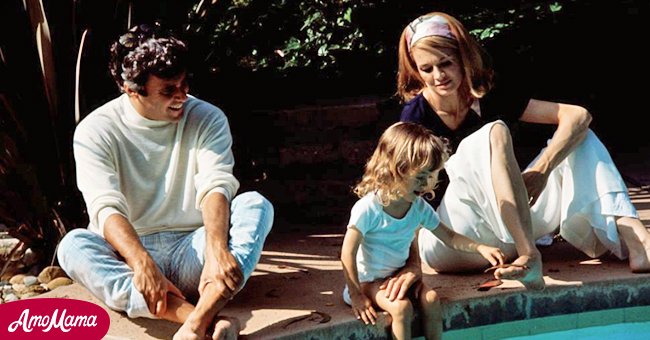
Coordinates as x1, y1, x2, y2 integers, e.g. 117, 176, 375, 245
0, 298, 110, 339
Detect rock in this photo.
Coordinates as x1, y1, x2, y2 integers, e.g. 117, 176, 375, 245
4, 293, 18, 302
13, 283, 44, 294
13, 283, 47, 297
0, 297, 4, 304
19, 292, 40, 299
46, 277, 73, 290
23, 275, 38, 286
38, 266, 68, 284
23, 285, 47, 295
12, 283, 27, 294
9, 274, 25, 285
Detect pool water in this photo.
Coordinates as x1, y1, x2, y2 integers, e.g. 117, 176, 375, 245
440, 305, 650, 340
505, 320, 650, 339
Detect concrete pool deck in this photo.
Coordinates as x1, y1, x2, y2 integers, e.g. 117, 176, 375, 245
36, 181, 650, 340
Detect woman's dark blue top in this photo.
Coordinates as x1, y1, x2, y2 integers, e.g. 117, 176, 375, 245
400, 77, 533, 208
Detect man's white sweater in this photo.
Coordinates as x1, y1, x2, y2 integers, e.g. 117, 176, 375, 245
73, 94, 240, 236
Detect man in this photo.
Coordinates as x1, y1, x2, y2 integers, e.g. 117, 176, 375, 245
57, 24, 273, 340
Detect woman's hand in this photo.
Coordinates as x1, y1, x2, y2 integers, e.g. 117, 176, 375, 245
350, 291, 378, 325
522, 167, 549, 206
476, 244, 506, 267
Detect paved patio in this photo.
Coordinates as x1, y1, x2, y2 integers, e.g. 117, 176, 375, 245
38, 176, 650, 339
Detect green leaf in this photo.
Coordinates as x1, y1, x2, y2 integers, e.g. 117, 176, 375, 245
286, 37, 301, 50
549, 2, 563, 12
318, 44, 328, 56
343, 8, 352, 22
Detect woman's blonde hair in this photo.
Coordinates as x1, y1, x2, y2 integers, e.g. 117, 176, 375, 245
396, 12, 494, 103
354, 122, 449, 205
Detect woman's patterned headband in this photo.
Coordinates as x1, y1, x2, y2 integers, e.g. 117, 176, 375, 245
405, 15, 455, 52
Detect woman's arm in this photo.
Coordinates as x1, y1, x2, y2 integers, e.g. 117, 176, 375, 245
519, 99, 592, 204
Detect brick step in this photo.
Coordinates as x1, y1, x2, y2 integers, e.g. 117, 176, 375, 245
229, 96, 404, 225
252, 96, 383, 128
241, 179, 359, 224
275, 140, 374, 167
231, 97, 400, 140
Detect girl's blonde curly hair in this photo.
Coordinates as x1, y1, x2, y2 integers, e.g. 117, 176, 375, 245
354, 122, 449, 206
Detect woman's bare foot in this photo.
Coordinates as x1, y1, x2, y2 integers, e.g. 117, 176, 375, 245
629, 245, 650, 273
494, 254, 545, 291
210, 316, 241, 340
617, 217, 650, 273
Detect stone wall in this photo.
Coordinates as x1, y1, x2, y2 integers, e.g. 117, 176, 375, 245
231, 96, 401, 228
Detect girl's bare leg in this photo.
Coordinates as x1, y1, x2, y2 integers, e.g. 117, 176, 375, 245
365, 281, 414, 340
488, 123, 544, 290
616, 216, 650, 272
417, 282, 442, 340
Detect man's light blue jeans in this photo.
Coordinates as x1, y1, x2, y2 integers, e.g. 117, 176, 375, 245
57, 191, 273, 318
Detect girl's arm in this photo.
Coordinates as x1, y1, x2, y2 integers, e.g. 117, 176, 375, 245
431, 222, 505, 266
519, 99, 592, 205
341, 226, 377, 325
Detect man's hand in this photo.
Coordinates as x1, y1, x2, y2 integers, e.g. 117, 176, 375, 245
379, 266, 421, 302
132, 256, 185, 316
199, 247, 243, 300
522, 169, 549, 206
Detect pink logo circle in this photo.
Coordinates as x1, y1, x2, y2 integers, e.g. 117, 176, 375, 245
0, 298, 110, 339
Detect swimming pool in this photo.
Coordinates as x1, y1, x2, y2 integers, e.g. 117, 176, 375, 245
441, 305, 650, 339
506, 320, 650, 339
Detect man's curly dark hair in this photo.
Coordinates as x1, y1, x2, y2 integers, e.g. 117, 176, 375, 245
108, 24, 188, 96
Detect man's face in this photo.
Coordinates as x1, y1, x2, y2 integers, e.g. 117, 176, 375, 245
127, 72, 189, 122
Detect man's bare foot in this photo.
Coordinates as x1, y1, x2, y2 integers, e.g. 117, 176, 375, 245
210, 316, 241, 340
173, 320, 206, 340
494, 254, 545, 291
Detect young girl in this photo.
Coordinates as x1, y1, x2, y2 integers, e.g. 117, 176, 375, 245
340, 122, 505, 340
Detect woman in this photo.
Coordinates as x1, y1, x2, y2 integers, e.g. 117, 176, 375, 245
396, 12, 650, 291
